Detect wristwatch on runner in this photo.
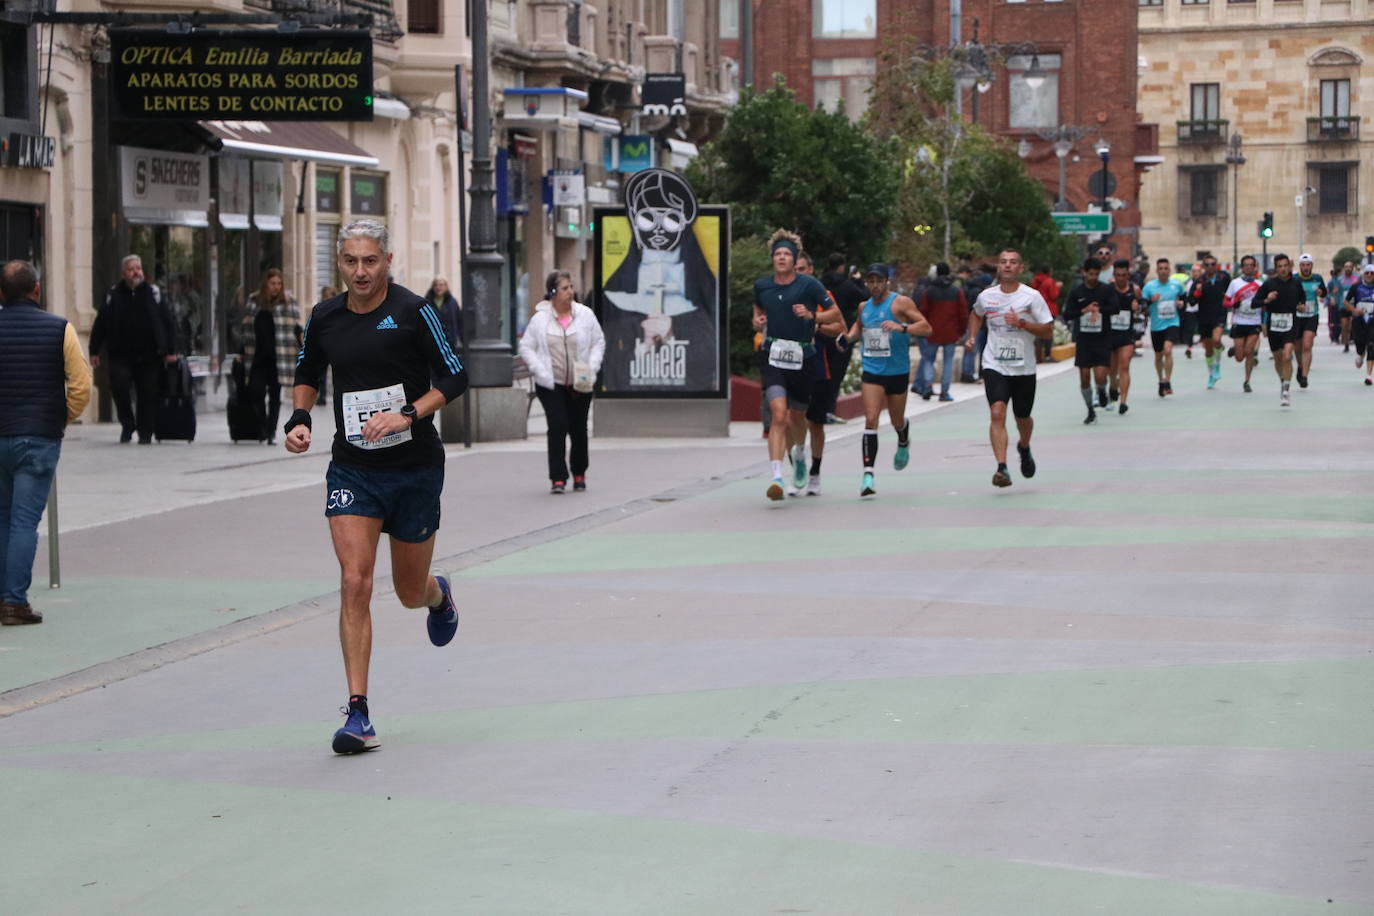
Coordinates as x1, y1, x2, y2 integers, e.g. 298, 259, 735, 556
400, 403, 418, 425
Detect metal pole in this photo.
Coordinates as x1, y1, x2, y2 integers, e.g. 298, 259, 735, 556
740, 0, 753, 90
951, 0, 962, 117
1231, 162, 1239, 270
47, 475, 60, 589
455, 63, 473, 449
462, 0, 512, 389
1057, 153, 1066, 207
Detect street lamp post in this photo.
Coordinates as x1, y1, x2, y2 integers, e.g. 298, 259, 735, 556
1225, 132, 1246, 270
1094, 137, 1110, 249
1034, 124, 1088, 212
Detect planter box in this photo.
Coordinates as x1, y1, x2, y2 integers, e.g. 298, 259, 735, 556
731, 375, 866, 422
1050, 343, 1076, 363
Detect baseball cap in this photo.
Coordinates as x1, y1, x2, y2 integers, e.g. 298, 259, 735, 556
865, 263, 891, 279
1363, 264, 1374, 274
1298, 253, 1314, 264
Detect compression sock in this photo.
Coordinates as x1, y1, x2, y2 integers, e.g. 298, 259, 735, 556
810, 456, 823, 475
348, 695, 369, 717
862, 429, 878, 468
1081, 387, 1094, 408
896, 422, 910, 448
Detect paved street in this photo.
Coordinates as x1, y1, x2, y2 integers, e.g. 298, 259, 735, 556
2, 340, 1372, 915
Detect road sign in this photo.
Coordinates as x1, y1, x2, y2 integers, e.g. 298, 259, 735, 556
1052, 212, 1112, 235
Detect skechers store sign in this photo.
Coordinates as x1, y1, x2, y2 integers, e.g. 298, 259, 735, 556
110, 29, 373, 121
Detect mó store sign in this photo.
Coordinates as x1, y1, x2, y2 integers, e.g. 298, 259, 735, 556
109, 29, 373, 122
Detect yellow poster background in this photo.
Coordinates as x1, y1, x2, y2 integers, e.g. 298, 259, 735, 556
600, 215, 720, 283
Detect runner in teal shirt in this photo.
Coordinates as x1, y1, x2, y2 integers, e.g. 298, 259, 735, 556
1141, 258, 1184, 397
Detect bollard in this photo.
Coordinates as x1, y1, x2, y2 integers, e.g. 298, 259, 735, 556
47, 473, 60, 589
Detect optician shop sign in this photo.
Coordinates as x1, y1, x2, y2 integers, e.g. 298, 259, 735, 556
109, 29, 373, 121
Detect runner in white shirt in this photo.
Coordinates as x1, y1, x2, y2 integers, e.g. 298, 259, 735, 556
1224, 255, 1264, 393
964, 248, 1055, 488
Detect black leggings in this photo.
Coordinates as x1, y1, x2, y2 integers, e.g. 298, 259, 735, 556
535, 384, 593, 481
249, 378, 281, 442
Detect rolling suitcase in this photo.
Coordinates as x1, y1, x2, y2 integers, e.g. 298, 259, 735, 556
155, 356, 197, 443
227, 358, 260, 442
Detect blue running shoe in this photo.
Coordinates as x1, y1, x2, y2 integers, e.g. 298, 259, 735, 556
893, 444, 909, 471
860, 472, 876, 497
427, 574, 459, 647
332, 706, 379, 754
792, 447, 808, 490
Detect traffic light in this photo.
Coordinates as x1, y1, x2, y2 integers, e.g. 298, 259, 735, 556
1365, 235, 1374, 255
1260, 211, 1274, 239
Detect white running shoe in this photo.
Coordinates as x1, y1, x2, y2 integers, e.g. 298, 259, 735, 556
1280, 386, 1291, 407
806, 474, 822, 496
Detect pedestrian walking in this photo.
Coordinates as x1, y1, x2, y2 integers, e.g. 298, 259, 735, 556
964, 249, 1054, 488
913, 262, 967, 402
241, 268, 302, 445
285, 219, 468, 754
425, 277, 462, 351
0, 260, 92, 626
518, 270, 606, 493
88, 254, 176, 443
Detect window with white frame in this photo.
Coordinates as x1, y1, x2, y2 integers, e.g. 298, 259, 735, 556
1321, 79, 1351, 118
813, 58, 875, 120
720, 0, 738, 38
1008, 53, 1060, 130
813, 0, 875, 38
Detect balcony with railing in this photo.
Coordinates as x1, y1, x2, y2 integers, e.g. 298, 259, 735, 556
1176, 119, 1228, 146
1307, 115, 1360, 142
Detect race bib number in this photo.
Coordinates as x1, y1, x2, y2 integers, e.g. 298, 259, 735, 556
1298, 301, 1316, 318
1110, 311, 1133, 331
862, 327, 891, 358
994, 337, 1025, 368
342, 384, 412, 450
1157, 300, 1177, 320
767, 338, 804, 370
1269, 313, 1294, 333
1079, 312, 1103, 333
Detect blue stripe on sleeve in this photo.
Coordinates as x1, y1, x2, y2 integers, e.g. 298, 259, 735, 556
420, 303, 463, 374
296, 315, 311, 365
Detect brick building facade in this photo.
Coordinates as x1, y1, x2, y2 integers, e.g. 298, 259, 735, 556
721, 0, 1157, 259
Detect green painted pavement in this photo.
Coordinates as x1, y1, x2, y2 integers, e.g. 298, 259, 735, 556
459, 523, 1366, 578
0, 576, 335, 693
1, 768, 1362, 916
6, 659, 1368, 756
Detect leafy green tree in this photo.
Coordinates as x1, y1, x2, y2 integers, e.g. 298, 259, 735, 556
727, 235, 772, 377
865, 38, 1075, 276
687, 79, 901, 263
1333, 246, 1363, 270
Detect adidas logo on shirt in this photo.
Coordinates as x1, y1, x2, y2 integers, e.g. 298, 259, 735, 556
375, 315, 398, 330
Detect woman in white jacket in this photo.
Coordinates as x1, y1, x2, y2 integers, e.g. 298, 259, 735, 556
518, 270, 607, 492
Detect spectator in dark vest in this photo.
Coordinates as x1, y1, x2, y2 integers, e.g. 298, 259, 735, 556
89, 254, 176, 444
425, 277, 463, 351
0, 260, 91, 626
913, 263, 968, 401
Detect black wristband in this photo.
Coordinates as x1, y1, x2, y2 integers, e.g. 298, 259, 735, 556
284, 408, 312, 435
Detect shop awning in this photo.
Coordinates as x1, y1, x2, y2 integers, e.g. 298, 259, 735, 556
199, 120, 380, 168
667, 138, 699, 169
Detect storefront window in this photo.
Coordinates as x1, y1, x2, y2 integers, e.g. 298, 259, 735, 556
315, 222, 340, 298
130, 224, 207, 356
350, 172, 386, 216
316, 168, 341, 213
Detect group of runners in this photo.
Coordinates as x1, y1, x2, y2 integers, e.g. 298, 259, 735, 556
753, 233, 1052, 499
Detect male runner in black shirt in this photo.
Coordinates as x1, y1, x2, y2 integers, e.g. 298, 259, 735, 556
1256, 253, 1303, 407
1062, 257, 1112, 424
286, 219, 469, 754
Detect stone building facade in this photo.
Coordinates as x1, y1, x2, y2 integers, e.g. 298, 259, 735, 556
0, 0, 732, 421
1138, 0, 1373, 270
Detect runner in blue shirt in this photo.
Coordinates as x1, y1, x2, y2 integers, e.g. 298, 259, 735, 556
1294, 254, 1327, 388
1345, 265, 1374, 386
1141, 258, 1184, 398
841, 264, 930, 498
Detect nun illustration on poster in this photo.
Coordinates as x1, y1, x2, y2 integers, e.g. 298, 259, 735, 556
600, 168, 719, 393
